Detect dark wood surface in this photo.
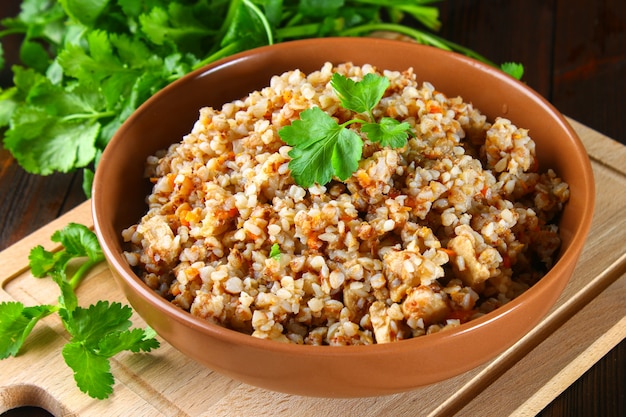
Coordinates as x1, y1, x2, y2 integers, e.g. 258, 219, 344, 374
1, 1, 624, 416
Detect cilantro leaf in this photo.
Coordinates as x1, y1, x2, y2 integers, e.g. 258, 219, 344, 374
299, 0, 345, 17
19, 40, 51, 73
0, 87, 18, 128
64, 301, 132, 346
362, 118, 412, 148
98, 327, 160, 356
139, 3, 215, 53
28, 244, 67, 279
500, 62, 525, 80
330, 72, 389, 115
56, 275, 79, 315
51, 222, 103, 262
29, 223, 103, 282
0, 302, 56, 359
62, 342, 114, 400
269, 243, 281, 259
280, 106, 363, 187
60, 0, 110, 26
332, 125, 364, 180
61, 301, 159, 399
4, 105, 100, 175
29, 223, 103, 313
3, 67, 107, 175
219, 0, 273, 52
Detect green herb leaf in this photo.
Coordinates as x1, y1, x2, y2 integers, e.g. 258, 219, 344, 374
60, 0, 110, 26
64, 301, 132, 346
28, 245, 66, 279
139, 5, 214, 48
56, 275, 79, 315
61, 301, 159, 398
0, 302, 56, 359
4, 105, 101, 175
500, 62, 525, 80
19, 40, 51, 73
299, 0, 345, 17
361, 117, 412, 148
28, 223, 103, 313
220, 0, 273, 51
269, 243, 281, 259
330, 72, 389, 115
331, 125, 364, 180
98, 327, 160, 356
62, 342, 114, 400
51, 222, 103, 262
280, 106, 363, 187
29, 222, 103, 283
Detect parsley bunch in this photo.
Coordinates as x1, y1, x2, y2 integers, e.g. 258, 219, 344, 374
0, 223, 159, 399
0, 0, 523, 196
280, 72, 412, 187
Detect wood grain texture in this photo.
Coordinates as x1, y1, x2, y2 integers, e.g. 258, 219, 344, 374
1, 119, 624, 417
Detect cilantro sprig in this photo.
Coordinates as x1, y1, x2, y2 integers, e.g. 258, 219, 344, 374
279, 72, 412, 187
0, 223, 159, 399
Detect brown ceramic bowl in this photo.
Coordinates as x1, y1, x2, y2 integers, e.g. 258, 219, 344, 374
92, 38, 594, 397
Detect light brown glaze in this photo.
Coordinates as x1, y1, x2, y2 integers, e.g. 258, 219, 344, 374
92, 38, 595, 397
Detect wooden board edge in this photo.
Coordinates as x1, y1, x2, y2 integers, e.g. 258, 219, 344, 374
428, 253, 626, 417
510, 315, 626, 417
0, 200, 93, 294
566, 116, 626, 176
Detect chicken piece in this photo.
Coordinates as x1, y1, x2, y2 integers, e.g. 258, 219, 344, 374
342, 284, 371, 323
401, 285, 450, 328
368, 301, 409, 343
484, 117, 536, 176
137, 214, 181, 265
346, 149, 400, 207
198, 183, 237, 236
369, 301, 394, 344
448, 225, 502, 289
326, 321, 374, 346
383, 249, 445, 302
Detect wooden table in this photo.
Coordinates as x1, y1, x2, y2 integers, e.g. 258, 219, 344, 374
1, 1, 624, 416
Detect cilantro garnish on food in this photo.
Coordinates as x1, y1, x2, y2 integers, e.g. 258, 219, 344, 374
0, 223, 159, 399
279, 73, 412, 187
269, 243, 282, 260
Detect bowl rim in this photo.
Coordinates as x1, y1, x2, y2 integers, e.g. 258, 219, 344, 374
92, 36, 596, 356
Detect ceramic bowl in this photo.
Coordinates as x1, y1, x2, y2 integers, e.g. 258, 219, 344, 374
92, 37, 595, 397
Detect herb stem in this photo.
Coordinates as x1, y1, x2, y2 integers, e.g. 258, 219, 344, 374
276, 22, 326, 39
0, 28, 25, 37
192, 41, 242, 69
339, 22, 497, 68
60, 111, 116, 122
243, 0, 273, 45
351, 0, 442, 30
219, 0, 243, 37
68, 255, 105, 291
340, 117, 371, 129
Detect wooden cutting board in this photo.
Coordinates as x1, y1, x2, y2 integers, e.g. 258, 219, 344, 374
1, 118, 625, 417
